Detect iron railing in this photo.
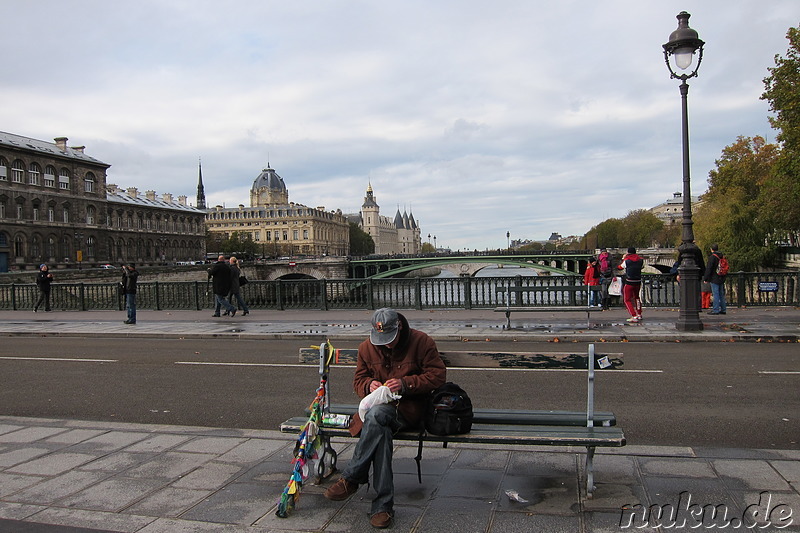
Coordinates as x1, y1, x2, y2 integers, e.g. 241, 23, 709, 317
1, 271, 797, 311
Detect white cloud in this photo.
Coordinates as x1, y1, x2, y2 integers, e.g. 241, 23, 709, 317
1, 0, 797, 251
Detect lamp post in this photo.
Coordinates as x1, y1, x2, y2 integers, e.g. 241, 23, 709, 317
507, 231, 510, 251
433, 235, 437, 251
663, 11, 704, 331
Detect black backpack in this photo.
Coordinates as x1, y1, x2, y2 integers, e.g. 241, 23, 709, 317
424, 382, 474, 436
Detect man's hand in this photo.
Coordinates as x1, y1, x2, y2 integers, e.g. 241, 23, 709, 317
384, 378, 403, 393
368, 380, 382, 393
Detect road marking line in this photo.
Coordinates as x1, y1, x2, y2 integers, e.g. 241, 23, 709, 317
174, 361, 662, 372
0, 357, 117, 363
759, 371, 800, 375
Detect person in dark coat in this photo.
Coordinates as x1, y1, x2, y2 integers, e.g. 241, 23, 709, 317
227, 256, 249, 316
34, 264, 54, 312
324, 308, 446, 529
207, 255, 236, 317
121, 263, 139, 324
704, 243, 727, 315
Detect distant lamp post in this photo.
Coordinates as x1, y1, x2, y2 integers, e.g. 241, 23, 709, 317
507, 231, 510, 251
433, 235, 437, 251
663, 11, 704, 331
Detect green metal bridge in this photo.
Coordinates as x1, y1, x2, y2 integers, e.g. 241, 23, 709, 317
349, 252, 595, 278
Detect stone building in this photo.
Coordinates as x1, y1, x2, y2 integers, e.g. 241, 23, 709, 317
0, 131, 206, 272
356, 183, 421, 255
649, 192, 704, 224
204, 165, 350, 257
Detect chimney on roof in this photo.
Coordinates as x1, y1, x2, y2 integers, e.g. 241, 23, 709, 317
127, 187, 139, 198
162, 193, 173, 203
145, 190, 157, 201
54, 137, 68, 151
71, 146, 86, 154
107, 183, 118, 193
178, 195, 187, 206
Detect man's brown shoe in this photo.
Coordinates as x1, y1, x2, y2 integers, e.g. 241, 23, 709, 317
324, 477, 359, 501
370, 511, 393, 528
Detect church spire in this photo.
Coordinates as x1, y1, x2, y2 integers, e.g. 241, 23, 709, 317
196, 157, 206, 209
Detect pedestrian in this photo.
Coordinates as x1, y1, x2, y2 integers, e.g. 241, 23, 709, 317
208, 255, 236, 317
671, 245, 709, 308
34, 264, 54, 312
324, 308, 446, 529
704, 243, 727, 315
597, 248, 613, 310
121, 263, 138, 324
227, 256, 250, 316
617, 247, 644, 323
583, 257, 600, 306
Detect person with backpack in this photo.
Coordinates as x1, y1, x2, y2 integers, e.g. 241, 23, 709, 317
704, 243, 728, 315
324, 308, 446, 529
617, 247, 644, 323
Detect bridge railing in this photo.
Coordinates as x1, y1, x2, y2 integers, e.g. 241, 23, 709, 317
0, 271, 797, 311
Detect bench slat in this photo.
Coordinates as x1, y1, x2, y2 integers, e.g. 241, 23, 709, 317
279, 417, 625, 447
299, 348, 623, 369
325, 404, 616, 426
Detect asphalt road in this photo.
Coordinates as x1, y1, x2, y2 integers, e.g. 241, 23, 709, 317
1, 337, 797, 449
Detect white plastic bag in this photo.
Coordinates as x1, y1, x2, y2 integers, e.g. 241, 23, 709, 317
608, 276, 622, 296
358, 385, 401, 420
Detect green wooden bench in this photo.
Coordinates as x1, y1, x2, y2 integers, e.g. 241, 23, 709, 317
494, 283, 603, 329
281, 343, 625, 498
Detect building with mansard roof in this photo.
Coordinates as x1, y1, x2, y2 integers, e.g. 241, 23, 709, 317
204, 165, 350, 257
0, 131, 206, 272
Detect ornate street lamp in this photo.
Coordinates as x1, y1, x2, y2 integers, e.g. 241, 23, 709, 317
663, 11, 704, 331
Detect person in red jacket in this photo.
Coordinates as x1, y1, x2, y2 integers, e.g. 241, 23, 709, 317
583, 257, 600, 306
324, 308, 446, 528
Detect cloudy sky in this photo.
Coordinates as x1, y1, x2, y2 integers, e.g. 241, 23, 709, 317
2, 1, 797, 251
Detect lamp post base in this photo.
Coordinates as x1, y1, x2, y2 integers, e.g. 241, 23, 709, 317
676, 242, 704, 331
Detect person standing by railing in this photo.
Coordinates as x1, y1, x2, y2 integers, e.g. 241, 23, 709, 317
618, 247, 644, 323
121, 263, 138, 325
583, 257, 600, 307
33, 264, 53, 312
227, 256, 250, 316
208, 255, 237, 318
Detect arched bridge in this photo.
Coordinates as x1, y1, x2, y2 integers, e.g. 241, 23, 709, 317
252, 249, 679, 280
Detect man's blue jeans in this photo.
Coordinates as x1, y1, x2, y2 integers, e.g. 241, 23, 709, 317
342, 403, 406, 515
214, 294, 236, 315
711, 282, 726, 313
125, 293, 136, 322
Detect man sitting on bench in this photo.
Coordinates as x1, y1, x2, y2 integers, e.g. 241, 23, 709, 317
324, 308, 446, 529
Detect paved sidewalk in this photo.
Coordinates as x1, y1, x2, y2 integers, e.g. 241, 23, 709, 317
1, 306, 799, 342
0, 307, 798, 532
1, 416, 799, 532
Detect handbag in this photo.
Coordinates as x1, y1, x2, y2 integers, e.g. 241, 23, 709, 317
238, 275, 248, 286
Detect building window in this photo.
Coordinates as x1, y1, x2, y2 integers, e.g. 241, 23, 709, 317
48, 207, 54, 222
12, 160, 24, 183
47, 237, 55, 258
28, 163, 41, 185
59, 169, 70, 190
265, 231, 271, 241
44, 166, 56, 188
84, 173, 95, 193
63, 208, 69, 223
293, 230, 299, 240
87, 236, 96, 257
32, 236, 41, 259
17, 204, 23, 219
33, 206, 39, 221
303, 230, 309, 239
86, 206, 95, 225
0, 202, 5, 218
14, 235, 24, 257
0, 157, 7, 181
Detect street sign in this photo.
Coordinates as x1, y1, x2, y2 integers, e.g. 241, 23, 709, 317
758, 281, 779, 292
289, 262, 296, 267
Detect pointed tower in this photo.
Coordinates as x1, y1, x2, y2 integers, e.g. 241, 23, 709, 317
361, 183, 381, 252
196, 158, 207, 210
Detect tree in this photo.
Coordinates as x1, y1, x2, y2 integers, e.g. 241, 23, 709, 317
348, 222, 374, 256
694, 136, 780, 270
761, 23, 800, 244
